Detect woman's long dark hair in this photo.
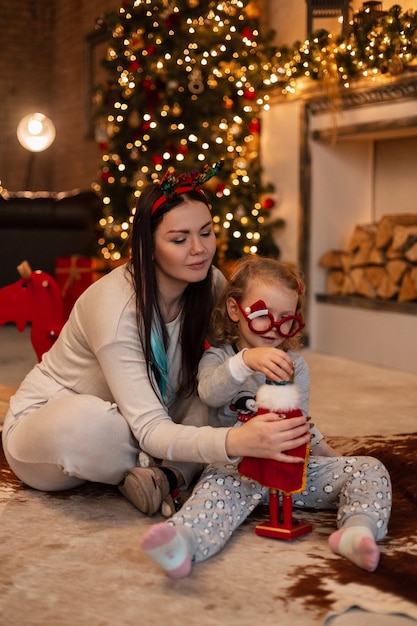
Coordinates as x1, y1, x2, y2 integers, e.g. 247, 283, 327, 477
128, 183, 215, 400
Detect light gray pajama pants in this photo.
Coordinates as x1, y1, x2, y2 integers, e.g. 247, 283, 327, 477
2, 391, 201, 490
168, 455, 392, 563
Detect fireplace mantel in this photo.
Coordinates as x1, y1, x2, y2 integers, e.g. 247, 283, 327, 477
306, 74, 417, 143
306, 74, 417, 114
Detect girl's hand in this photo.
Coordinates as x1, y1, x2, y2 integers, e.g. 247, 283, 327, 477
242, 347, 294, 383
226, 412, 311, 463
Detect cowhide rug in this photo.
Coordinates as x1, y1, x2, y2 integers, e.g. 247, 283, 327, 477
1, 433, 416, 626
287, 433, 417, 612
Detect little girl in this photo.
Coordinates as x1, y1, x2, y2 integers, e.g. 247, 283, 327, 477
140, 256, 392, 578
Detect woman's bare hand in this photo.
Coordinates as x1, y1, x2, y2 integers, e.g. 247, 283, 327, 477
242, 347, 294, 383
225, 412, 311, 463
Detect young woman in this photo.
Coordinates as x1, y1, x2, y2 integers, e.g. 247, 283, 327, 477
140, 256, 392, 577
2, 166, 312, 519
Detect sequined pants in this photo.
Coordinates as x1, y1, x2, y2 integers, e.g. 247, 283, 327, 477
169, 455, 392, 562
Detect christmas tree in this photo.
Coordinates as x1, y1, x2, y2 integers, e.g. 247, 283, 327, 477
92, 0, 284, 265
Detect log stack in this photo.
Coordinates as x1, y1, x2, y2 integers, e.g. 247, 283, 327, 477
319, 214, 417, 303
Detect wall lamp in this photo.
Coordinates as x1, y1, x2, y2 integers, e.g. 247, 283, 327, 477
16, 112, 56, 189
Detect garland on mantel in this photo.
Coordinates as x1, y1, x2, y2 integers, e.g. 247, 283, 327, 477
273, 4, 417, 96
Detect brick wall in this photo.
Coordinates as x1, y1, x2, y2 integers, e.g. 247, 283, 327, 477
52, 0, 121, 192
0, 0, 54, 191
0, 0, 120, 193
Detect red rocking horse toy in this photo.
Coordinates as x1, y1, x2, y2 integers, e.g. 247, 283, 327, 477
0, 261, 64, 361
239, 379, 313, 540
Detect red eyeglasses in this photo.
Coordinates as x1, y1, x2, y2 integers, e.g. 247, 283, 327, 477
236, 299, 305, 338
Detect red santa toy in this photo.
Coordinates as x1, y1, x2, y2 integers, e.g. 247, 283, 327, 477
238, 379, 312, 540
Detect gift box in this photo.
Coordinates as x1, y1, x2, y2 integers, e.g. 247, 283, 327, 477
55, 255, 126, 320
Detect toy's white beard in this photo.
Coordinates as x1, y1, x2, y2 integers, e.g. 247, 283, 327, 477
255, 383, 300, 413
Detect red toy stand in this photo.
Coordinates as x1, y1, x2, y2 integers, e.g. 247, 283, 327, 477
254, 490, 312, 540
239, 382, 313, 541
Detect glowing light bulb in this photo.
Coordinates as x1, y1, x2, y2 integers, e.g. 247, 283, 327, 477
17, 113, 56, 152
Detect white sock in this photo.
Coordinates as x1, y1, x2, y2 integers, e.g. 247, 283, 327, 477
328, 525, 380, 572
140, 523, 192, 579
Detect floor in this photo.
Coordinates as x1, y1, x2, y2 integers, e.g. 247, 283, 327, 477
1, 323, 417, 626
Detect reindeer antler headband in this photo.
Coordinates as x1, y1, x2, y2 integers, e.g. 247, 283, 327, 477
151, 159, 224, 214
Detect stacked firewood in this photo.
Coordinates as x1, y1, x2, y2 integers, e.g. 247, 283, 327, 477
319, 214, 417, 302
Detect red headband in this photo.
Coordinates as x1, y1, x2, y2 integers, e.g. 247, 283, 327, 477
151, 160, 224, 215
151, 184, 206, 214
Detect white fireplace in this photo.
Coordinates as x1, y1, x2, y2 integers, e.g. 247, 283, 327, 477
262, 75, 417, 374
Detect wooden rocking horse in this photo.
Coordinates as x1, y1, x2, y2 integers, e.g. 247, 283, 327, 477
0, 261, 64, 361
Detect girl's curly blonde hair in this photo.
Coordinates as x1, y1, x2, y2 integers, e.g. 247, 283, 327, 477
208, 255, 306, 352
